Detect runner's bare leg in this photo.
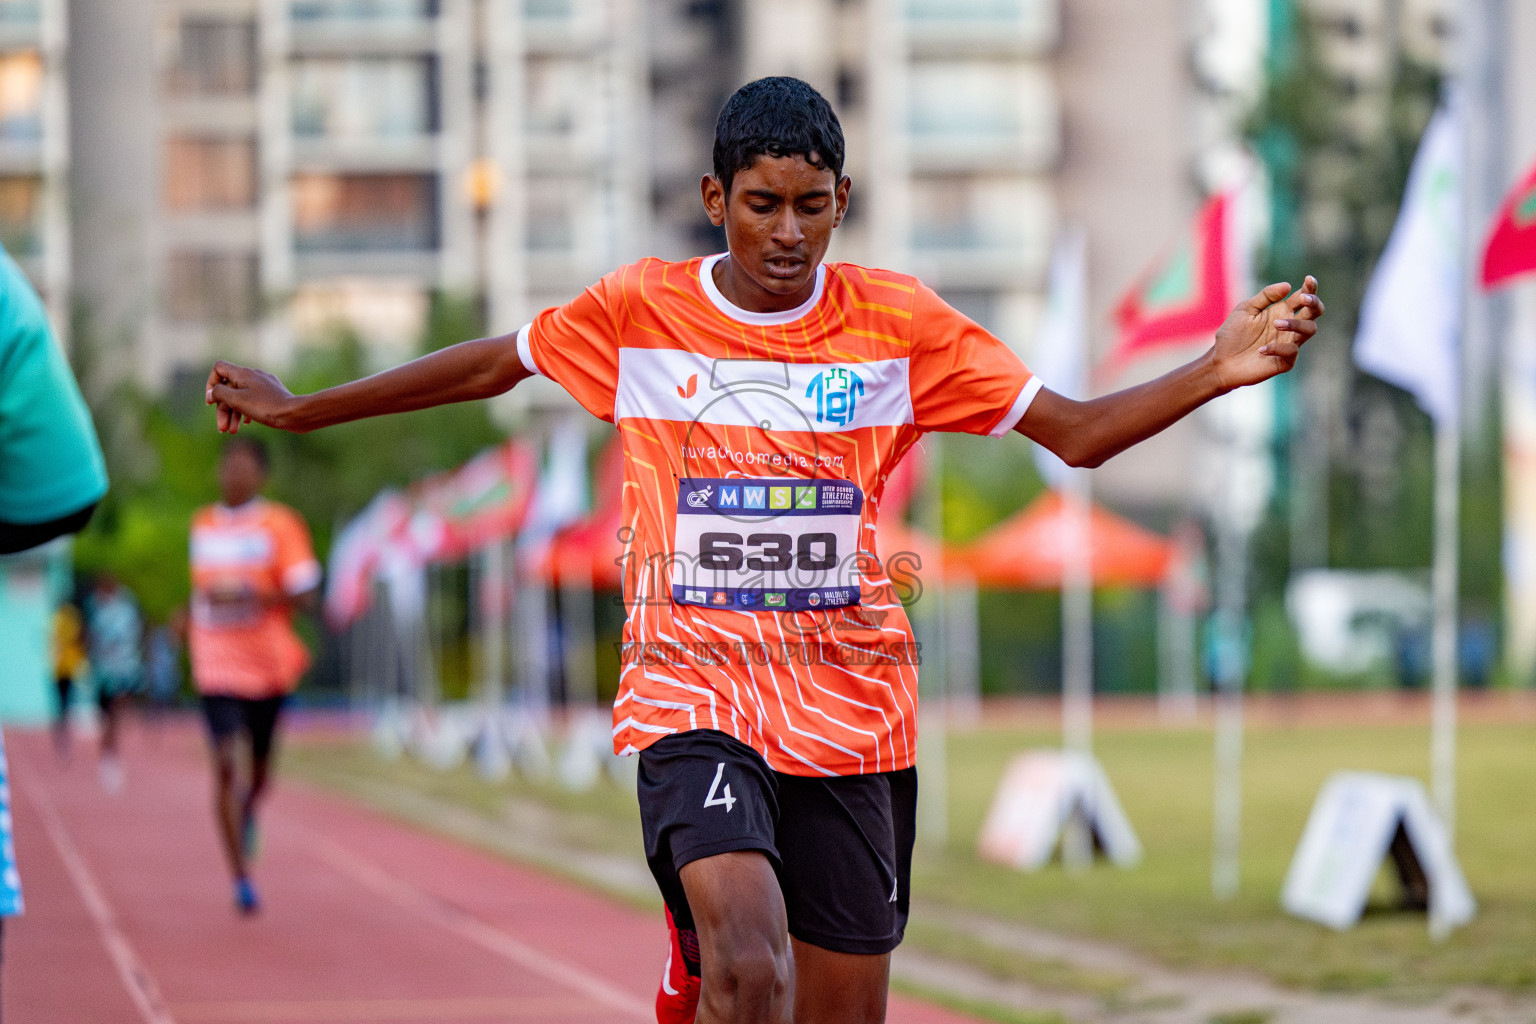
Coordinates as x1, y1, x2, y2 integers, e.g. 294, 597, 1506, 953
791, 941, 890, 1024
680, 851, 794, 1024
210, 734, 248, 880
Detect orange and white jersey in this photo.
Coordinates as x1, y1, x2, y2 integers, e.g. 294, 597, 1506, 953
520, 255, 1040, 777
189, 499, 321, 698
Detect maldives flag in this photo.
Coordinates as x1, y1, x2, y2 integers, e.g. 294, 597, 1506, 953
1481, 159, 1536, 289
1099, 189, 1242, 376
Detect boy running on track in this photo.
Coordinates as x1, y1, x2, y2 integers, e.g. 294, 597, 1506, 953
206, 77, 1322, 1023
188, 437, 321, 914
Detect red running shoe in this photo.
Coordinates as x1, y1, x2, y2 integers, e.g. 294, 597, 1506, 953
656, 906, 701, 1024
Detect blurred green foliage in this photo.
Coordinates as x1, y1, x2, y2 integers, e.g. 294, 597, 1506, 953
71, 294, 503, 625
1244, 4, 1502, 687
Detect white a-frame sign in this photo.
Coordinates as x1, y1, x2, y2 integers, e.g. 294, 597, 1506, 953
978, 750, 1142, 871
1282, 772, 1475, 935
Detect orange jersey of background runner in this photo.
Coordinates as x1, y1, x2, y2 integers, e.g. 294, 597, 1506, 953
520, 255, 1040, 777
189, 499, 321, 698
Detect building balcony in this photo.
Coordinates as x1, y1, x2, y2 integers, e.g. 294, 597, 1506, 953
0, 24, 40, 52
910, 178, 1051, 289
289, 22, 437, 56
290, 0, 437, 53
293, 247, 440, 282
907, 62, 1059, 173
290, 135, 438, 173
904, 0, 1058, 57
0, 137, 41, 174
0, 0, 38, 25
526, 249, 603, 293
908, 134, 1058, 174
523, 0, 609, 55
162, 97, 259, 136
524, 131, 609, 174
161, 211, 261, 251
909, 245, 1044, 290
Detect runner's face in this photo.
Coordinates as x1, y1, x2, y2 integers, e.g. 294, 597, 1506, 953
703, 154, 850, 313
218, 448, 266, 507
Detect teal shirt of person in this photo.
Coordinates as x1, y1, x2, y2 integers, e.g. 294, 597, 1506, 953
0, 245, 107, 552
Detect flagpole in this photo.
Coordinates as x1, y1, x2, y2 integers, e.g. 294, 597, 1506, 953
1430, 420, 1460, 836
918, 434, 949, 848
1210, 443, 1248, 902
1060, 464, 1095, 872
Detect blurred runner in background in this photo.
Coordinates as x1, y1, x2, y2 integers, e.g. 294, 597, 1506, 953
52, 596, 88, 762
143, 608, 187, 736
83, 573, 145, 792
188, 437, 320, 915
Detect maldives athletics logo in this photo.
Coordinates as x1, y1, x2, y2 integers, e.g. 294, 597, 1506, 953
805, 367, 865, 427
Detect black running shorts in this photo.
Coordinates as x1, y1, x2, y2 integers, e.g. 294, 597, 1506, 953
637, 729, 917, 956
200, 694, 287, 762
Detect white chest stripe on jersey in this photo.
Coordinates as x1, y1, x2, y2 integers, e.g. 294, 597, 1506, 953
615, 349, 913, 433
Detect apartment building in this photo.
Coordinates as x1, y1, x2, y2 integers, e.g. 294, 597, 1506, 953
737, 0, 1059, 358
0, 0, 67, 330
71, 0, 650, 387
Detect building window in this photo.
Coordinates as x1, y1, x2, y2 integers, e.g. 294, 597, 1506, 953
169, 19, 257, 96
163, 138, 257, 211
906, 0, 1031, 19
0, 51, 42, 141
0, 175, 40, 254
292, 173, 437, 251
907, 62, 1058, 169
0, 2, 40, 25
291, 277, 427, 349
291, 0, 436, 22
164, 251, 260, 323
291, 57, 436, 140
525, 0, 576, 21
526, 178, 576, 252
903, 0, 1056, 50
910, 177, 1050, 255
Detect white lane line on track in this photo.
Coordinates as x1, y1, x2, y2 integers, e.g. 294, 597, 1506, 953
21, 776, 178, 1024
298, 828, 653, 1021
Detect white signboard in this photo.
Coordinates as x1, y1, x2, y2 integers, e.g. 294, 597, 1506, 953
1282, 772, 1475, 935
978, 750, 1142, 871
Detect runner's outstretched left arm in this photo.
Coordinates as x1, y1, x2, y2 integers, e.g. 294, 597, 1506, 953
205, 333, 533, 434
1015, 277, 1323, 468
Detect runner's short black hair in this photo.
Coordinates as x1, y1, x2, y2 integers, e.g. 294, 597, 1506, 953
712, 77, 845, 196
223, 435, 269, 473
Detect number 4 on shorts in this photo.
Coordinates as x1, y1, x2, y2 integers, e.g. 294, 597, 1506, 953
704, 762, 736, 813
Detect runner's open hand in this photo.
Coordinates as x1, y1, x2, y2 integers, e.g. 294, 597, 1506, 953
1210, 277, 1323, 392
206, 361, 296, 434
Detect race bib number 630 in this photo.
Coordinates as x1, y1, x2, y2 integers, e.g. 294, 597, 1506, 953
671, 477, 863, 612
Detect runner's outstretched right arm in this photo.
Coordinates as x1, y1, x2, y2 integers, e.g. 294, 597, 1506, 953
205, 333, 533, 435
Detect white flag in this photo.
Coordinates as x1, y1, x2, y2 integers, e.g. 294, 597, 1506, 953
1031, 228, 1088, 487
1354, 101, 1463, 425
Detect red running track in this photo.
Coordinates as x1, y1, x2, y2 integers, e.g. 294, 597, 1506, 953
5, 721, 983, 1024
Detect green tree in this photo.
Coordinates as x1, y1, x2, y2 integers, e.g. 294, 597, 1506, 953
72, 294, 505, 623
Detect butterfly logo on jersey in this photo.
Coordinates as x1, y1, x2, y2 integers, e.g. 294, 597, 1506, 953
805, 367, 865, 427
677, 374, 698, 399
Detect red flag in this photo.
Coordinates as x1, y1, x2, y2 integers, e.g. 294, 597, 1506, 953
1100, 190, 1239, 376
1480, 159, 1536, 290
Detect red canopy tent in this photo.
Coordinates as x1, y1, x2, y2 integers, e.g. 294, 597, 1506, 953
954, 491, 1176, 590
874, 517, 962, 587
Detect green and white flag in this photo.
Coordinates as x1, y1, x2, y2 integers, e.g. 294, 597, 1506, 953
1354, 102, 1464, 425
